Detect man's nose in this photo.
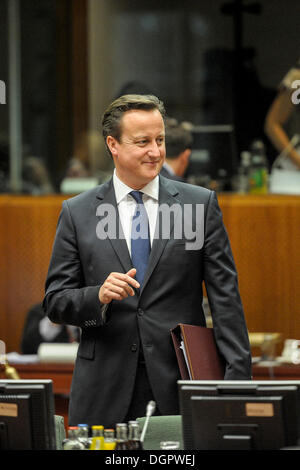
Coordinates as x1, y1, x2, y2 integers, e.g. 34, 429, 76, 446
148, 141, 161, 157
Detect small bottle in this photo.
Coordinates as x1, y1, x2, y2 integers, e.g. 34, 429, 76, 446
248, 140, 269, 194
104, 429, 116, 450
115, 423, 129, 450
90, 425, 105, 450
77, 424, 90, 449
127, 421, 143, 450
63, 426, 86, 450
237, 151, 251, 193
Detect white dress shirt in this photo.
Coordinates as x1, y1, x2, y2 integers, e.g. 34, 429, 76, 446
113, 170, 159, 256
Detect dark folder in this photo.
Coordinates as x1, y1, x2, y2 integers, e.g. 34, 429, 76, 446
171, 323, 225, 380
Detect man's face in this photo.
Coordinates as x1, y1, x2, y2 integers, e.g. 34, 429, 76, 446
106, 108, 166, 189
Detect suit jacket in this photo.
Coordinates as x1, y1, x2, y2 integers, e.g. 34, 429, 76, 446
43, 175, 251, 427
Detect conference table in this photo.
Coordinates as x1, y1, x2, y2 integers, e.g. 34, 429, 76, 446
2, 361, 300, 430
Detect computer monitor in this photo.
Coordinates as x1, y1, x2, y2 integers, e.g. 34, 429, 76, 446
178, 380, 300, 450
185, 125, 238, 187
0, 379, 56, 450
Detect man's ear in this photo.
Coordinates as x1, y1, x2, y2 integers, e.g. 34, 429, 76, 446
106, 136, 118, 157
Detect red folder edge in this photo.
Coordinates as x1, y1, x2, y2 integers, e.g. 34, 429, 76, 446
171, 323, 225, 380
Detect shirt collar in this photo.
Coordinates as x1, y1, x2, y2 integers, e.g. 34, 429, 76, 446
113, 169, 159, 204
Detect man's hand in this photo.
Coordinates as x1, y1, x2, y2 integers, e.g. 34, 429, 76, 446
99, 268, 140, 304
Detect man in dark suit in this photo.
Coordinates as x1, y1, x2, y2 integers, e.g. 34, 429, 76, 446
43, 94, 251, 428
160, 121, 193, 182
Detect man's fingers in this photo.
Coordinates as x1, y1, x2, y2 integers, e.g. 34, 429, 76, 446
126, 269, 140, 288
111, 270, 140, 289
99, 283, 125, 304
107, 279, 134, 297
99, 270, 140, 304
127, 268, 137, 277
102, 290, 122, 302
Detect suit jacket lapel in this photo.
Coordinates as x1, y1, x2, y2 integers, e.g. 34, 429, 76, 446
141, 176, 180, 294
95, 179, 133, 274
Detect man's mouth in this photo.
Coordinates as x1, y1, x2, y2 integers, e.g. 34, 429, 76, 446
144, 160, 160, 165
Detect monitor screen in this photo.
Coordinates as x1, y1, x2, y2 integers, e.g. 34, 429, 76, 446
0, 379, 56, 450
0, 394, 33, 449
185, 125, 238, 187
178, 380, 300, 450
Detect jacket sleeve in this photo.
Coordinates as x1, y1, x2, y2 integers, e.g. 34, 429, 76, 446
203, 191, 252, 379
43, 200, 109, 328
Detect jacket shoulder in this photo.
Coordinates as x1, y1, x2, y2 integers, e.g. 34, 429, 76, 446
160, 175, 213, 203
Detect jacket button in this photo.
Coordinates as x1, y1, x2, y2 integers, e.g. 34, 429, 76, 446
131, 344, 138, 352
137, 308, 144, 316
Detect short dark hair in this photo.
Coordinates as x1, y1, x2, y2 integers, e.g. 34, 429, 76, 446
102, 94, 166, 157
165, 123, 193, 159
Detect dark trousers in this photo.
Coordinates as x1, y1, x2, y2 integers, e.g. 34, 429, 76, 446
124, 357, 161, 422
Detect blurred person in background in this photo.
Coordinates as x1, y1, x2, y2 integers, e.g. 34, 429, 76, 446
160, 120, 193, 182
65, 130, 113, 181
265, 58, 300, 170
22, 156, 54, 194
21, 303, 80, 355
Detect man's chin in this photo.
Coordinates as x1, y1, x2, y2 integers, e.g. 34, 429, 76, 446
142, 164, 161, 176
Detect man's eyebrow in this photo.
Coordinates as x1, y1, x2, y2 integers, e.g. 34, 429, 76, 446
131, 131, 165, 140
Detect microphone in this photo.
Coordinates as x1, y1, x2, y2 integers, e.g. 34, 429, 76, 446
140, 400, 156, 443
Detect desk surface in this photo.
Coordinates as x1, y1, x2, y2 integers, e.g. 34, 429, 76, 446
3, 361, 300, 391
0, 362, 74, 395
252, 362, 300, 380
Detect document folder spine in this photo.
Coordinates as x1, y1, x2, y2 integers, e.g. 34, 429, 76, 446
171, 323, 225, 380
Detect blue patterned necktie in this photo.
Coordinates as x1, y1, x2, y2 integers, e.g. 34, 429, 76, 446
130, 191, 151, 286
